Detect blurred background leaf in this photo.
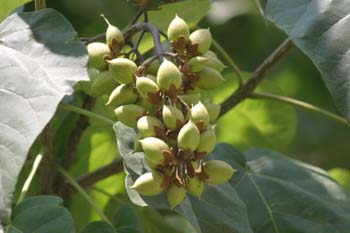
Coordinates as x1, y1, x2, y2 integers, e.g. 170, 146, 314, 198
0, 0, 32, 22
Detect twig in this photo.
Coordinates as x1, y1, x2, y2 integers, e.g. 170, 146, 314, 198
56, 97, 96, 196
83, 22, 164, 63
64, 160, 124, 196
17, 153, 43, 204
251, 92, 350, 127
159, 30, 168, 39
129, 8, 145, 27
219, 38, 293, 117
57, 166, 113, 227
212, 38, 243, 86
90, 186, 123, 204
124, 22, 165, 62
142, 52, 177, 68
59, 102, 115, 125
82, 7, 144, 45
35, 0, 46, 10
39, 125, 54, 195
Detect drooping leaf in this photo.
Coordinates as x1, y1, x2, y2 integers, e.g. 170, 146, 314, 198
80, 221, 115, 233
114, 122, 253, 233
0, 0, 32, 22
7, 196, 75, 233
214, 144, 350, 233
266, 0, 350, 119
0, 9, 88, 219
206, 73, 297, 151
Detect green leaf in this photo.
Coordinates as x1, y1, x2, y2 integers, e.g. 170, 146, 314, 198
0, 0, 31, 22
0, 9, 88, 220
114, 122, 253, 233
214, 144, 350, 233
266, 0, 350, 119
8, 196, 75, 233
207, 73, 297, 151
113, 204, 142, 233
80, 221, 115, 233
328, 168, 350, 191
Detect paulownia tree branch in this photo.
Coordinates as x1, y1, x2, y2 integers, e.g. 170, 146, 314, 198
219, 38, 294, 117
83, 22, 165, 63
39, 124, 54, 195
64, 159, 124, 196
56, 96, 96, 196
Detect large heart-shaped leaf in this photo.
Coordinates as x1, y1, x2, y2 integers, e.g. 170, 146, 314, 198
266, 0, 350, 119
114, 122, 253, 233
205, 73, 297, 151
214, 145, 350, 233
0, 9, 88, 219
6, 196, 75, 233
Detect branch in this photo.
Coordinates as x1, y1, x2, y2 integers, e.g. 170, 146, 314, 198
39, 125, 54, 195
251, 92, 350, 127
57, 166, 113, 226
219, 38, 294, 117
64, 160, 124, 196
35, 0, 46, 10
59, 102, 115, 125
212, 38, 243, 86
56, 97, 96, 196
124, 22, 164, 63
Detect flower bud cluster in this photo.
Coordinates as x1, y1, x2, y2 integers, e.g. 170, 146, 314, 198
87, 15, 235, 209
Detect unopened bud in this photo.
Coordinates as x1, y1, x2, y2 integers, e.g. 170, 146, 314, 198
178, 93, 201, 106
167, 185, 186, 209
107, 58, 137, 84
162, 105, 185, 130
87, 42, 111, 71
203, 160, 236, 184
191, 101, 210, 129
206, 56, 226, 72
204, 102, 221, 123
157, 59, 182, 92
136, 77, 159, 100
102, 15, 124, 50
114, 104, 145, 128
147, 60, 160, 76
189, 29, 212, 54
196, 128, 216, 155
139, 137, 169, 166
178, 120, 200, 151
167, 15, 190, 42
195, 67, 225, 89
90, 70, 119, 97
137, 116, 164, 137
203, 50, 217, 59
187, 176, 204, 198
187, 56, 208, 72
130, 171, 163, 196
134, 133, 143, 152
106, 84, 137, 108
